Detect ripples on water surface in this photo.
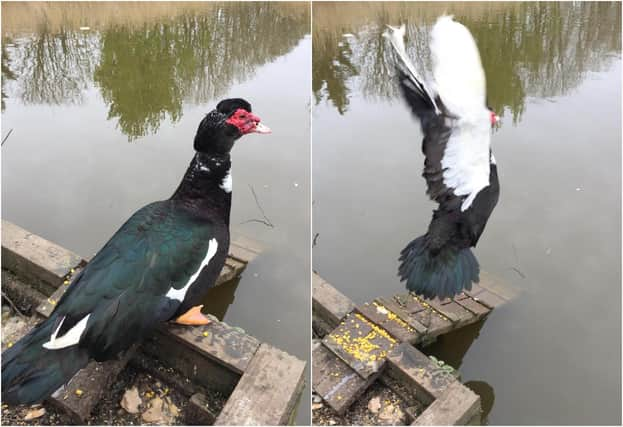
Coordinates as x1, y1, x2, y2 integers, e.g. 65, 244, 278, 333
313, 2, 621, 424
2, 2, 310, 423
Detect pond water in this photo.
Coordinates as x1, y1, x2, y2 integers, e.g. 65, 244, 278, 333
1, 2, 310, 424
313, 2, 621, 424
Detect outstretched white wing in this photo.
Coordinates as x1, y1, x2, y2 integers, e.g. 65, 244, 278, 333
384, 24, 441, 115
430, 15, 487, 118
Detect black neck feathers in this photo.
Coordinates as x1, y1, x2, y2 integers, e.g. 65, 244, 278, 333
171, 153, 232, 222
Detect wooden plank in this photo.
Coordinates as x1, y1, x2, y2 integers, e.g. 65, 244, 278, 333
376, 297, 428, 336
393, 293, 429, 315
425, 299, 474, 327
1, 220, 83, 295
228, 235, 263, 264
470, 290, 506, 309
463, 283, 486, 298
163, 321, 260, 374
386, 343, 456, 405
412, 307, 453, 338
215, 257, 247, 286
453, 297, 491, 318
323, 313, 397, 379
355, 302, 419, 343
454, 292, 470, 301
312, 344, 377, 415
49, 347, 136, 424
142, 330, 241, 395
312, 273, 356, 328
412, 381, 481, 425
2, 269, 47, 316
185, 393, 218, 425
215, 343, 306, 426
36, 266, 84, 318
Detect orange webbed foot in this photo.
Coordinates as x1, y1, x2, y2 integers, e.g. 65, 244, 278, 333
174, 305, 211, 325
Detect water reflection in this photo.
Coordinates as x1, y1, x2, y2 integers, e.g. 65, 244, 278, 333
313, 2, 621, 122
2, 2, 309, 139
8, 28, 100, 106
1, 42, 16, 112
465, 380, 494, 424
423, 321, 494, 422
201, 277, 242, 321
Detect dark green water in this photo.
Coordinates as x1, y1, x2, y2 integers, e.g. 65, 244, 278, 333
313, 2, 621, 424
1, 2, 310, 424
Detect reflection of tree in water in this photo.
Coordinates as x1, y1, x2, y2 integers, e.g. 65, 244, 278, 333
313, 2, 621, 123
1, 41, 17, 111
312, 31, 358, 115
2, 3, 308, 140
96, 4, 308, 139
3, 26, 99, 106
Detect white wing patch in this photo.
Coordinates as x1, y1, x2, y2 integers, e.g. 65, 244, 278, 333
166, 238, 218, 302
442, 113, 492, 211
429, 16, 492, 211
220, 168, 232, 193
42, 314, 91, 350
431, 15, 486, 118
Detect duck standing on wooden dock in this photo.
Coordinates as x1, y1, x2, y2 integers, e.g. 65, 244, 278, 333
385, 17, 500, 300
1, 98, 271, 405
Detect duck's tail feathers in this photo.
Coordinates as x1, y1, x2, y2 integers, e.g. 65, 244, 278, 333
2, 316, 89, 405
398, 235, 479, 299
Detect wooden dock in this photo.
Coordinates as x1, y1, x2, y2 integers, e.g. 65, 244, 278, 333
312, 272, 517, 425
1, 220, 306, 426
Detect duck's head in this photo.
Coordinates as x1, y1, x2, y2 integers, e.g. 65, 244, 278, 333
194, 98, 271, 155
487, 105, 500, 129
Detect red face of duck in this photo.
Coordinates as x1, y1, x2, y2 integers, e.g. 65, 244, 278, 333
226, 109, 272, 135
489, 110, 500, 128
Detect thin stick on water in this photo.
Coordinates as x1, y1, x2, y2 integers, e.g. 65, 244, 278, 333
509, 243, 526, 279
239, 184, 274, 228
1, 128, 13, 146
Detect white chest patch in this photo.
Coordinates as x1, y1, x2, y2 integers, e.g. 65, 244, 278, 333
220, 168, 232, 193
166, 238, 218, 302
43, 313, 91, 350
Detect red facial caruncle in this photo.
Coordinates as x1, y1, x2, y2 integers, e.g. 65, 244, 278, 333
225, 109, 272, 135
490, 110, 500, 126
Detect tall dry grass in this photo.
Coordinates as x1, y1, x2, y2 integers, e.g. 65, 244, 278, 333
2, 1, 308, 35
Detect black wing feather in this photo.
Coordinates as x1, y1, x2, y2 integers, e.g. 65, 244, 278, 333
52, 199, 225, 359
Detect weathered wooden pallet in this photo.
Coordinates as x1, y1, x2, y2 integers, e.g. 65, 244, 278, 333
312, 273, 355, 336
312, 273, 517, 424
1, 220, 305, 425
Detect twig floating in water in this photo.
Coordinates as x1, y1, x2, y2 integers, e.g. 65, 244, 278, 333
239, 184, 274, 228
1, 128, 13, 146
510, 267, 526, 279
240, 218, 274, 227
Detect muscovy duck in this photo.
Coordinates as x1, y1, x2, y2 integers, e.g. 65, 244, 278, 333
1, 98, 271, 405
385, 17, 500, 299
